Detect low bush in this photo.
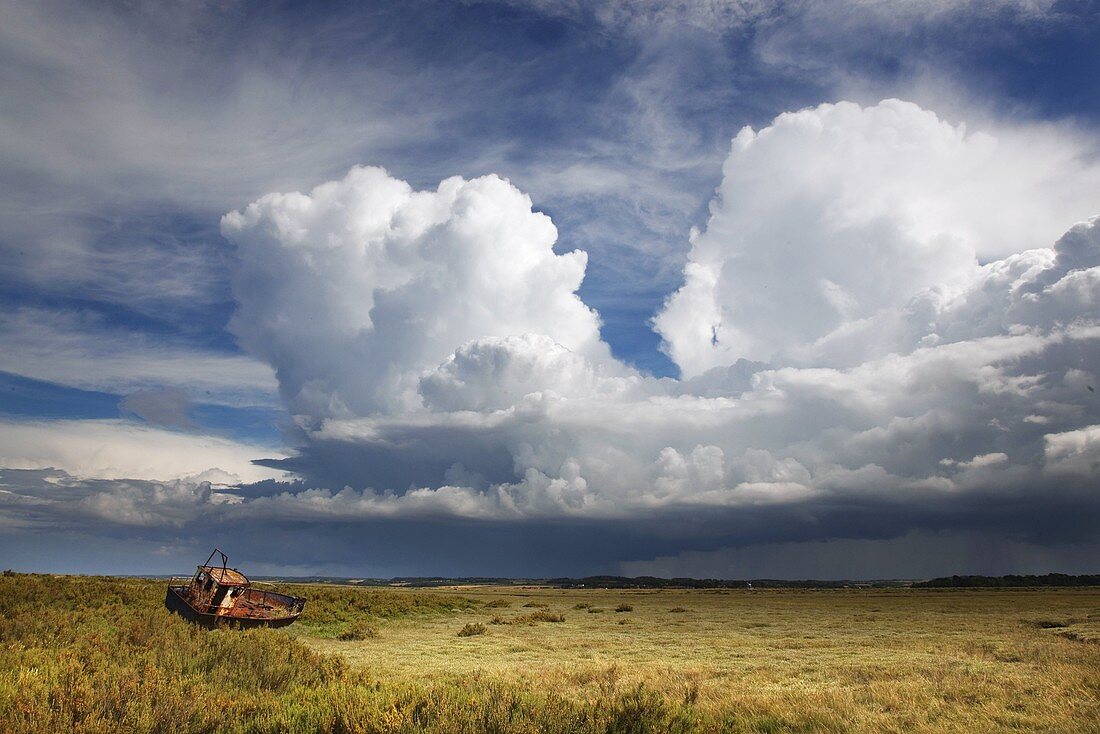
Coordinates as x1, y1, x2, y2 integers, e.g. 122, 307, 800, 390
513, 611, 565, 624
615, 604, 634, 612
484, 599, 512, 608
457, 622, 487, 637
1032, 619, 1073, 629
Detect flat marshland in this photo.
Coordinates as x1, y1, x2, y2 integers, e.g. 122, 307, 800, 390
1, 574, 1097, 732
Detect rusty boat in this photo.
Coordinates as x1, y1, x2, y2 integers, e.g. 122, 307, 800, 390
165, 549, 305, 628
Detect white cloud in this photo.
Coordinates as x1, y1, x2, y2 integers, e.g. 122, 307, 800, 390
222, 166, 615, 417
653, 99, 1100, 375
208, 116, 1100, 538
0, 418, 285, 484
1044, 425, 1100, 477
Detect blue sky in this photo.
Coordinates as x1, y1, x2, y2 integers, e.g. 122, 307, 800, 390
1, 0, 1099, 577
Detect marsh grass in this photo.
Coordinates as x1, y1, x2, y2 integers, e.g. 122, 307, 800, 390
306, 584, 1100, 733
514, 611, 565, 624
0, 575, 685, 733
2, 574, 1098, 733
337, 619, 378, 640
490, 610, 566, 625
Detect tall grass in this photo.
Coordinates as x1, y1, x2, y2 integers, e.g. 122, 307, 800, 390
0, 574, 696, 733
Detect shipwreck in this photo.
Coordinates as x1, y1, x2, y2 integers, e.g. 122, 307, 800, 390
165, 549, 306, 628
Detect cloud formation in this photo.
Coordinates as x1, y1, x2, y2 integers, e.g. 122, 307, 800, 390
654, 99, 1100, 374
206, 100, 1100, 570
221, 167, 615, 418
0, 308, 277, 407
0, 418, 285, 485
3, 97, 1098, 577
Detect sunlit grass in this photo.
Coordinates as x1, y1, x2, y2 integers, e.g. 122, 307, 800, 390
1, 572, 1097, 732
302, 584, 1100, 732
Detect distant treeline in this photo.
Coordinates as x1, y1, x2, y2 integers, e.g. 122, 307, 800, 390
545, 576, 910, 589
252, 574, 909, 589
233, 572, 1100, 589
913, 573, 1100, 588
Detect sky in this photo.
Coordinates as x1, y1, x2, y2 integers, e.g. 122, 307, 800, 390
1, 0, 1099, 579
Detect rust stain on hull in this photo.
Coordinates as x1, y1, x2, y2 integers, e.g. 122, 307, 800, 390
165, 548, 305, 629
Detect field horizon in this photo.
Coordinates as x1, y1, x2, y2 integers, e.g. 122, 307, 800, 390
49, 571, 1100, 590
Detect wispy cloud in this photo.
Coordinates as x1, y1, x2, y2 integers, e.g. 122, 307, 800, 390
0, 308, 277, 406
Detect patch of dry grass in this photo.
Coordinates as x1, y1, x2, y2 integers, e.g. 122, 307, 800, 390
303, 585, 1100, 733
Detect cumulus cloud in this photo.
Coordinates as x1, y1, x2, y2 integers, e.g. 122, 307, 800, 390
1044, 425, 1100, 477
221, 167, 615, 418
212, 100, 1100, 578
653, 99, 1100, 374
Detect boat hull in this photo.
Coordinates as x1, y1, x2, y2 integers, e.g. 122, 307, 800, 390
165, 586, 303, 629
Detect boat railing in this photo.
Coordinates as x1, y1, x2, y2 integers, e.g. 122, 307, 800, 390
168, 576, 193, 587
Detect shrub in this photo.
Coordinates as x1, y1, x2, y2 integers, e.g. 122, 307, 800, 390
669, 607, 689, 613
458, 622, 487, 637
573, 602, 591, 610
615, 604, 633, 613
523, 602, 550, 608
484, 599, 512, 608
513, 611, 565, 625
588, 607, 607, 613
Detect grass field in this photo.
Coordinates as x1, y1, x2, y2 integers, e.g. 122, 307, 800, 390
1, 573, 1097, 732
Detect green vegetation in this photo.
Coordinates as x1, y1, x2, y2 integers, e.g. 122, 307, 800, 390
512, 611, 566, 624
336, 620, 378, 641
1, 574, 1098, 732
914, 573, 1100, 587
292, 583, 476, 639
